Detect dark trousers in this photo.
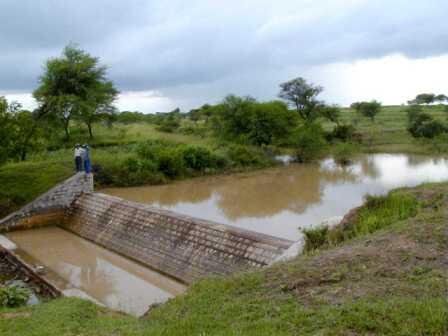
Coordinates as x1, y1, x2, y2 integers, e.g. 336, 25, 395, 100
84, 159, 91, 173
75, 156, 83, 172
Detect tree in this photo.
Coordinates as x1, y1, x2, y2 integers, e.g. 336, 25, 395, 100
211, 95, 256, 139
435, 94, 448, 104
319, 105, 341, 125
0, 98, 43, 163
78, 80, 118, 138
0, 97, 14, 164
407, 104, 447, 138
278, 77, 323, 123
33, 44, 118, 140
409, 93, 436, 105
352, 100, 382, 122
249, 101, 296, 146
210, 96, 296, 146
12, 110, 44, 161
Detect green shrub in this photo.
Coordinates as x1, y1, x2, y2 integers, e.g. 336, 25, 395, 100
333, 142, 358, 165
295, 123, 327, 163
330, 124, 357, 142
408, 110, 447, 138
226, 144, 268, 167
182, 146, 225, 172
155, 118, 180, 133
136, 139, 176, 160
0, 285, 30, 308
157, 148, 186, 178
94, 155, 165, 187
303, 226, 329, 252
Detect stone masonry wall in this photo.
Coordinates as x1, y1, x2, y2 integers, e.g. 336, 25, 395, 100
0, 173, 93, 233
64, 193, 293, 284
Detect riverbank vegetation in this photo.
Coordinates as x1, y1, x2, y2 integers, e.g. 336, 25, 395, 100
1, 45, 448, 216
1, 182, 447, 335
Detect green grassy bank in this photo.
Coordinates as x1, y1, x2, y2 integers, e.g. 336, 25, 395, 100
1, 182, 447, 335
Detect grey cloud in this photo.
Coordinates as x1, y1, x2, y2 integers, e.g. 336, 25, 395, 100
1, 0, 448, 101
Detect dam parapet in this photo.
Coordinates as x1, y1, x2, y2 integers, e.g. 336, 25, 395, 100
0, 173, 93, 232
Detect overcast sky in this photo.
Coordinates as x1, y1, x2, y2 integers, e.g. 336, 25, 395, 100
1, 0, 448, 113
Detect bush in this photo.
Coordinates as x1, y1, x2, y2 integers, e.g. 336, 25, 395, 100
295, 123, 327, 163
407, 109, 447, 138
156, 148, 186, 178
182, 146, 225, 172
0, 285, 30, 308
95, 156, 165, 187
429, 133, 448, 153
333, 142, 358, 165
226, 144, 269, 167
303, 226, 329, 252
329, 124, 357, 142
155, 118, 180, 133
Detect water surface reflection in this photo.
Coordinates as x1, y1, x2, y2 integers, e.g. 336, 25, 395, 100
6, 227, 186, 316
103, 154, 448, 240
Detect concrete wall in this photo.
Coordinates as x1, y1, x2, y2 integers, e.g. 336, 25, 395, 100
0, 173, 93, 233
64, 193, 292, 284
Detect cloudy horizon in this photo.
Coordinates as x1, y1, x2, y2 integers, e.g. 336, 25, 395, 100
1, 0, 448, 113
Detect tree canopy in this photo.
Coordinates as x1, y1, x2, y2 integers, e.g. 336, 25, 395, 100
33, 44, 118, 139
352, 101, 382, 122
409, 93, 447, 105
278, 77, 323, 123
210, 95, 297, 146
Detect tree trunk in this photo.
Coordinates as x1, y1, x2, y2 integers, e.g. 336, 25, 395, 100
20, 148, 27, 161
63, 118, 70, 140
88, 122, 94, 139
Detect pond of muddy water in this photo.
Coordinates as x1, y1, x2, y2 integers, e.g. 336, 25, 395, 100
6, 227, 186, 316
103, 154, 448, 240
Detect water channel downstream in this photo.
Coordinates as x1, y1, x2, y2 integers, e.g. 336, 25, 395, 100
5, 153, 448, 315
5, 227, 186, 316
104, 153, 448, 240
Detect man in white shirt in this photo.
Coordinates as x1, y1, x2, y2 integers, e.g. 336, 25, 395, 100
74, 144, 83, 172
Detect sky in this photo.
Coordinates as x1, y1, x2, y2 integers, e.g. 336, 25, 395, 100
1, 0, 448, 113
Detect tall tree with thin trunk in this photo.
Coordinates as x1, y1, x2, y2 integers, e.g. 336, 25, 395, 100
278, 77, 323, 123
33, 44, 118, 140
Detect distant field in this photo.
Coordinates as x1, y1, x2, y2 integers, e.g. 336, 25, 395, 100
324, 104, 447, 153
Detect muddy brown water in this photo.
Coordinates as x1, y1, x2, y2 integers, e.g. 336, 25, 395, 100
5, 227, 186, 316
103, 153, 448, 241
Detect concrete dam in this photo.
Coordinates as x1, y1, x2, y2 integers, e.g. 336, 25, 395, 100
0, 173, 293, 290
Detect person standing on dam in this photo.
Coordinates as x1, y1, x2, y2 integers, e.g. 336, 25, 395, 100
81, 144, 92, 174
74, 144, 83, 172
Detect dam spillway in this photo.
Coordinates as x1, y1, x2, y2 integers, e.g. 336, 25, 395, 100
0, 173, 293, 288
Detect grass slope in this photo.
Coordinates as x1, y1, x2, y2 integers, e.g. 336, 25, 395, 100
1, 182, 447, 335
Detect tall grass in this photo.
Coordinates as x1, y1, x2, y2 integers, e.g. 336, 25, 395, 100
304, 192, 418, 251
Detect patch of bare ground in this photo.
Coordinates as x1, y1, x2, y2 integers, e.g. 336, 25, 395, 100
264, 184, 448, 307
0, 312, 31, 319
